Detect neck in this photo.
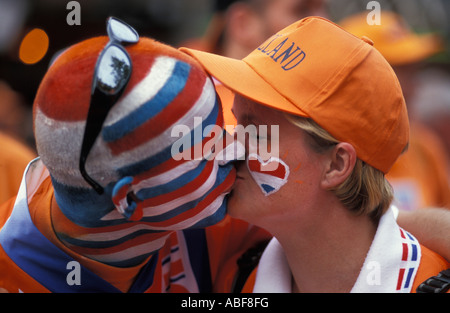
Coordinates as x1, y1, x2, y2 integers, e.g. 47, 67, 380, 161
51, 177, 170, 268
273, 200, 376, 293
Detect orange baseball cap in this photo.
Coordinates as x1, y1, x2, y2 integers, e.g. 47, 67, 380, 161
340, 11, 442, 66
181, 16, 409, 174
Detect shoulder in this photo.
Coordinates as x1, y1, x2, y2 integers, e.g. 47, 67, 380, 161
412, 244, 450, 293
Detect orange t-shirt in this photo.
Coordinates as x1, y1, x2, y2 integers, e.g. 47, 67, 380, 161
0, 132, 36, 205
388, 123, 450, 211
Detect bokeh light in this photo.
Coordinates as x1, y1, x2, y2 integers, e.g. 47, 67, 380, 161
19, 28, 49, 64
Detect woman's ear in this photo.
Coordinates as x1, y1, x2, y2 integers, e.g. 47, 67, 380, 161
321, 143, 357, 189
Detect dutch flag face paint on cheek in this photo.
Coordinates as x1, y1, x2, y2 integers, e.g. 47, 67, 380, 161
247, 153, 290, 196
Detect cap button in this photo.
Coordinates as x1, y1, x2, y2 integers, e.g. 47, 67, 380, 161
361, 36, 374, 46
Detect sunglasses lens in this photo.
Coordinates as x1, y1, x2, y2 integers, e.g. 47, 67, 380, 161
96, 45, 131, 95
108, 18, 139, 43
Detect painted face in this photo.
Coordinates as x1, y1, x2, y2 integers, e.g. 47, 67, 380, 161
40, 53, 237, 231
35, 37, 239, 267
110, 158, 236, 230
228, 95, 326, 227
106, 58, 237, 230
108, 125, 237, 230
246, 153, 290, 196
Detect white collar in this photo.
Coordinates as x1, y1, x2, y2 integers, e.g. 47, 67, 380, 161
253, 236, 292, 293
252, 207, 421, 293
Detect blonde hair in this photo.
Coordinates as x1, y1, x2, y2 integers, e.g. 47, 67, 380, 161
285, 115, 394, 222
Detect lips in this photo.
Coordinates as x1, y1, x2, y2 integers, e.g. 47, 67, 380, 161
246, 153, 290, 196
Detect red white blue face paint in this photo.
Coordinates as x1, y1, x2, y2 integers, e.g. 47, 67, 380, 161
247, 153, 290, 196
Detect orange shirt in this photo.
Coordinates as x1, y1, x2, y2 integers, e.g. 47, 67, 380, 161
388, 123, 450, 211
0, 132, 36, 205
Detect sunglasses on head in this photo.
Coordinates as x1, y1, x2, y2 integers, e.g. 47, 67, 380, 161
79, 17, 139, 194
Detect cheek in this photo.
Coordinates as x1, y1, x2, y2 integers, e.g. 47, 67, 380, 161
111, 159, 235, 228
227, 154, 298, 224
246, 153, 290, 196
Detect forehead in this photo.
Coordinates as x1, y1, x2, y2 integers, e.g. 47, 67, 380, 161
232, 95, 288, 126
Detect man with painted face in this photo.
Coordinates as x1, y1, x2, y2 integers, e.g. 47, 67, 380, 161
0, 18, 268, 293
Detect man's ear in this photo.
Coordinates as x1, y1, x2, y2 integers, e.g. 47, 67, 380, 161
320, 143, 357, 189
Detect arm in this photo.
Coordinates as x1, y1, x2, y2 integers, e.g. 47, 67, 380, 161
397, 208, 450, 262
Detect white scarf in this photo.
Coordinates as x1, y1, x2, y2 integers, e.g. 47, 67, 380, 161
253, 207, 421, 293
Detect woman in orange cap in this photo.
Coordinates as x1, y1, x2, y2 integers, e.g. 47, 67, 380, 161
182, 16, 449, 293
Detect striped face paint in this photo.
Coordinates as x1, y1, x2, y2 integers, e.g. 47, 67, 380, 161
34, 37, 237, 266
247, 153, 290, 196
99, 55, 236, 230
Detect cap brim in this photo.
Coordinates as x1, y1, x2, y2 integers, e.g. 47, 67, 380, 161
180, 47, 309, 117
